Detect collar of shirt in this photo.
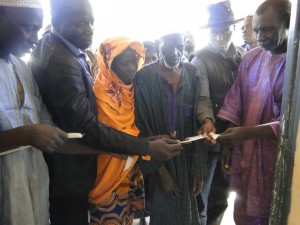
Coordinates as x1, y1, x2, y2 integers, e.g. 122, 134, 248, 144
51, 28, 85, 58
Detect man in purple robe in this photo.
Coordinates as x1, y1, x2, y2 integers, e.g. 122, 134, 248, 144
217, 0, 291, 225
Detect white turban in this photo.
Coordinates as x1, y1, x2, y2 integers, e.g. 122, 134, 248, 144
0, 0, 42, 8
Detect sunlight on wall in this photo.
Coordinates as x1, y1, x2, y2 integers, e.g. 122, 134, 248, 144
40, 0, 264, 50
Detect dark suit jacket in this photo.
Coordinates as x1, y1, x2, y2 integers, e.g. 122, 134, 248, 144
30, 31, 149, 198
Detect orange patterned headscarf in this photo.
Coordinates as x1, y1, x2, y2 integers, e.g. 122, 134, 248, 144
98, 37, 144, 73
90, 37, 146, 205
94, 37, 144, 134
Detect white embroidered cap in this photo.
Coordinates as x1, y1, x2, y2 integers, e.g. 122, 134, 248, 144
0, 0, 43, 8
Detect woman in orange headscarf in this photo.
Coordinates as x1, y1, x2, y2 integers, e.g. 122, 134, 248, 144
89, 37, 148, 225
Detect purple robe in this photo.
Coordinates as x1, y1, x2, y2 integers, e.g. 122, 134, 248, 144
217, 48, 286, 219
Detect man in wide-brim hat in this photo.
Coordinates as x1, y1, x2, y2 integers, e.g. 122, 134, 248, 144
200, 0, 243, 29
200, 0, 243, 54
190, 1, 244, 225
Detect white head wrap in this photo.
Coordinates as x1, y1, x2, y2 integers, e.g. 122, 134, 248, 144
0, 0, 42, 8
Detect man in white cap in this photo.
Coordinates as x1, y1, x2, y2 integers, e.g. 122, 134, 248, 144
134, 32, 215, 225
0, 1, 68, 225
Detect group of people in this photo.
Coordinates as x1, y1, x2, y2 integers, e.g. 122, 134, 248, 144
0, 0, 292, 225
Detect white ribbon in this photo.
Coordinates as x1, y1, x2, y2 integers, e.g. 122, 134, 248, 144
180, 132, 220, 144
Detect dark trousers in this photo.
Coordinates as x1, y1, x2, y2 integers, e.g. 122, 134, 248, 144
49, 197, 89, 225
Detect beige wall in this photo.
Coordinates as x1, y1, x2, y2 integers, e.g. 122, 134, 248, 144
288, 122, 300, 224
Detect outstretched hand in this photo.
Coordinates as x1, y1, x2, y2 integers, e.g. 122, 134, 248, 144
147, 138, 182, 161
27, 124, 68, 153
218, 127, 246, 148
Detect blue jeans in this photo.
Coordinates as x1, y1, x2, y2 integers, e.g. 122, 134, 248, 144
198, 144, 220, 225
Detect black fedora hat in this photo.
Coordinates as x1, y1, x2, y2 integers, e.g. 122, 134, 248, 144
201, 1, 243, 28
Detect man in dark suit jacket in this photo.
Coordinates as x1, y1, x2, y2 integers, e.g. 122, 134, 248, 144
30, 0, 182, 224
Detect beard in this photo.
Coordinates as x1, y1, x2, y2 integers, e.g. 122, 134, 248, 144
163, 59, 181, 71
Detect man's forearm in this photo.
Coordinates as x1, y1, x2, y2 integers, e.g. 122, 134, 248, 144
219, 122, 278, 147
84, 123, 149, 156
242, 125, 277, 140
0, 126, 30, 151
56, 140, 104, 155
197, 96, 215, 124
